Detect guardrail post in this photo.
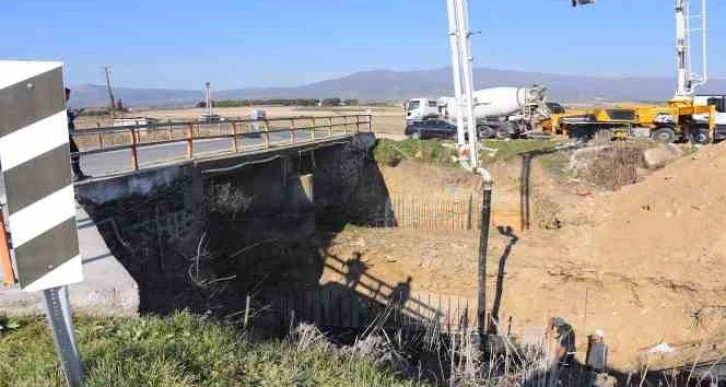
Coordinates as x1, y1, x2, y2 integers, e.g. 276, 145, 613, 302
168, 120, 173, 141
290, 118, 296, 144
231, 122, 239, 153
368, 114, 373, 132
356, 115, 360, 133
187, 123, 194, 159
311, 117, 316, 141
129, 128, 139, 171
327, 117, 332, 137
343, 116, 348, 134
264, 119, 271, 149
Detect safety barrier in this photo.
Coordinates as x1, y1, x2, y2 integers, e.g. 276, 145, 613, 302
73, 115, 373, 173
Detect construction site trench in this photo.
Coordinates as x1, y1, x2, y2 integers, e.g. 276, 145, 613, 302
75, 135, 726, 377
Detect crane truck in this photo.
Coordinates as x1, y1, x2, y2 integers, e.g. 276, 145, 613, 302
542, 0, 719, 144
435, 0, 719, 146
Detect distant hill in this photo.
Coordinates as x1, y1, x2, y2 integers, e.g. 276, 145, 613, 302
69, 67, 726, 108
70, 84, 202, 108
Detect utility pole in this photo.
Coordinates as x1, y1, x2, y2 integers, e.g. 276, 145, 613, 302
205, 81, 213, 117
103, 65, 117, 118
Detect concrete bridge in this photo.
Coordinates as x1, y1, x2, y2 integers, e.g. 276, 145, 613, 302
1, 115, 377, 317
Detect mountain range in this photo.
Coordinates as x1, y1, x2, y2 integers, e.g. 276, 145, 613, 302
70, 67, 726, 108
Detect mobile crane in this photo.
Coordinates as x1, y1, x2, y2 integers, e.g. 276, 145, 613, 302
544, 0, 717, 144
446, 0, 716, 154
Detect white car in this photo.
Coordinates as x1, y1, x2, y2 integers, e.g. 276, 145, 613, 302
199, 113, 225, 122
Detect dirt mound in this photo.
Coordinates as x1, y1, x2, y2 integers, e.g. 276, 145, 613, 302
322, 144, 726, 370
509, 143, 726, 367
378, 161, 481, 197
567, 143, 726, 367
592, 142, 726, 284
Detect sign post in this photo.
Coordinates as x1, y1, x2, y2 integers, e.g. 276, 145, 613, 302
43, 286, 83, 386
0, 60, 84, 386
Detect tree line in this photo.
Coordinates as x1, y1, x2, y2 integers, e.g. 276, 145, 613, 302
196, 98, 360, 108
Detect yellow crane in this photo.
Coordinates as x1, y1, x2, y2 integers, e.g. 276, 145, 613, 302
545, 0, 717, 144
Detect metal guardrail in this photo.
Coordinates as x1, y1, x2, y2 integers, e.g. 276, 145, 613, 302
73, 115, 373, 172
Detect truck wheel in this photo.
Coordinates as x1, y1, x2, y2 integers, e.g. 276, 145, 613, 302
652, 127, 677, 143
478, 126, 495, 139
410, 131, 421, 140
690, 128, 710, 145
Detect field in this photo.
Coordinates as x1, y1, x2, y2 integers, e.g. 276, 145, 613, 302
76, 105, 408, 136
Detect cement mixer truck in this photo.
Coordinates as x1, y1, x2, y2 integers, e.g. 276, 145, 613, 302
406, 86, 555, 139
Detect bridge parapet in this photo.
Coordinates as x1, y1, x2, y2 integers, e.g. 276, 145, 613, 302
73, 114, 373, 177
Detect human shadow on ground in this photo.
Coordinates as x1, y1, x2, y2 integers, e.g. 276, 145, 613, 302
487, 225, 519, 335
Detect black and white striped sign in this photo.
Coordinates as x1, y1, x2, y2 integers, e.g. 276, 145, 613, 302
0, 61, 82, 291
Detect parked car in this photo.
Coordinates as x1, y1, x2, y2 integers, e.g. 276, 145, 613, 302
405, 119, 457, 140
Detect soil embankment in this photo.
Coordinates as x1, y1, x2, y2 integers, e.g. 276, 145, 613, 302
322, 143, 726, 369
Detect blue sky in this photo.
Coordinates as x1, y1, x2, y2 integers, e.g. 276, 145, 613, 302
2, 0, 724, 89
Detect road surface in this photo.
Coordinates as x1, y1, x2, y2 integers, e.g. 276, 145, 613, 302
80, 129, 334, 177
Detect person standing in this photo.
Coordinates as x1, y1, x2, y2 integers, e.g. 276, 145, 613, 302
586, 329, 608, 373
549, 316, 577, 366
587, 329, 616, 387
65, 88, 89, 182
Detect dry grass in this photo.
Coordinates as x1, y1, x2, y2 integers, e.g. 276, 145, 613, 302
566, 142, 649, 191
585, 144, 644, 191
76, 105, 406, 133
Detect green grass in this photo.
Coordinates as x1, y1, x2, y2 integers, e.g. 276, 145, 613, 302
480, 139, 563, 163
538, 151, 571, 177
0, 312, 425, 387
372, 139, 565, 169
373, 139, 458, 167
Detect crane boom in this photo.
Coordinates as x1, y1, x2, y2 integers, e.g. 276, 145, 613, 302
574, 0, 707, 98
447, 0, 479, 167
675, 0, 708, 98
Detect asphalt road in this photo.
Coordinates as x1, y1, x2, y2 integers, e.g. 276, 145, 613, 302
80, 130, 320, 177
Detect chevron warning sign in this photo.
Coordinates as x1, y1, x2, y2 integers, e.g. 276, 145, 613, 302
0, 61, 83, 291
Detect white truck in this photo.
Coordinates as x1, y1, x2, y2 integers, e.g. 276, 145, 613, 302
406, 86, 555, 139
694, 95, 726, 142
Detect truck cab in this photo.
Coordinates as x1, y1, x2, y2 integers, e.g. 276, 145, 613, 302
694, 95, 726, 141
406, 98, 440, 120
